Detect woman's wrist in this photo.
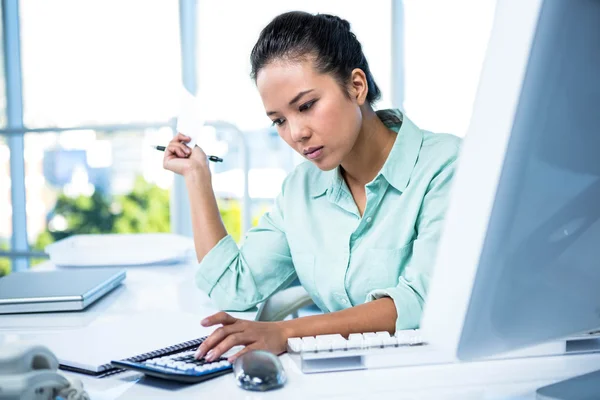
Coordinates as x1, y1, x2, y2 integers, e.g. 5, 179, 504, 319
275, 320, 296, 340
184, 163, 211, 186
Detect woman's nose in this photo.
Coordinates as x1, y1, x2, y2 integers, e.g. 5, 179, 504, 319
290, 121, 311, 142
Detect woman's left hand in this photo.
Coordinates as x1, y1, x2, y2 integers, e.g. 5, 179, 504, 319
195, 312, 289, 363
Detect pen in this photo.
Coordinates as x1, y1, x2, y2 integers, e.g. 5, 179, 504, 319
151, 145, 223, 162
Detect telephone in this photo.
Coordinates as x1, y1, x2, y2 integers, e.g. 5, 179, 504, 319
0, 343, 89, 400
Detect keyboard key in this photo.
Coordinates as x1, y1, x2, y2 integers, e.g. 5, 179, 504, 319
395, 329, 423, 345
316, 335, 340, 352
301, 336, 317, 352
363, 333, 383, 348
331, 336, 348, 351
347, 334, 364, 350
287, 337, 303, 353
383, 335, 398, 347
348, 333, 363, 341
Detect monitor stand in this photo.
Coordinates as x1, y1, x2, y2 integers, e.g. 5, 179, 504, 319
536, 369, 600, 400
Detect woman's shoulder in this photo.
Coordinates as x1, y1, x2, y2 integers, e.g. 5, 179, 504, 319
417, 130, 462, 170
410, 130, 462, 181
420, 130, 462, 159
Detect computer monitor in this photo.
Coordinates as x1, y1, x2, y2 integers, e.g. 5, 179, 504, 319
421, 0, 600, 397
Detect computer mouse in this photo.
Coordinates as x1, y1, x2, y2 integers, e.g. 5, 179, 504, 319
232, 350, 286, 391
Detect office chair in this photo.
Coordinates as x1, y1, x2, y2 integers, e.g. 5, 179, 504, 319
255, 286, 314, 322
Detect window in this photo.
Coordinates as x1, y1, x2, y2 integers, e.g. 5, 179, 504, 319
0, 136, 10, 275
403, 0, 496, 136
23, 128, 174, 257
3, 1, 184, 269
20, 0, 181, 127
0, 3, 10, 274
0, 3, 6, 128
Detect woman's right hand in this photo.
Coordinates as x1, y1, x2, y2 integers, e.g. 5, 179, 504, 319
162, 133, 210, 177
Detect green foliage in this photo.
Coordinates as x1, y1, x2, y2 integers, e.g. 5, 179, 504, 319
252, 204, 270, 227
113, 177, 171, 234
33, 176, 171, 253
0, 241, 10, 277
32, 176, 252, 255
37, 190, 116, 245
219, 201, 270, 243
218, 198, 242, 243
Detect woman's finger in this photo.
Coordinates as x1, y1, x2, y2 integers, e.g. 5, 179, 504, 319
165, 143, 183, 158
206, 333, 251, 361
173, 132, 191, 143
167, 143, 191, 158
201, 312, 237, 327
227, 343, 259, 363
194, 323, 242, 359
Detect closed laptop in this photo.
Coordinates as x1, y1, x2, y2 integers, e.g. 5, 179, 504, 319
0, 269, 126, 314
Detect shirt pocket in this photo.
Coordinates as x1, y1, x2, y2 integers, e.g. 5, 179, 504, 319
290, 252, 325, 311
364, 242, 414, 291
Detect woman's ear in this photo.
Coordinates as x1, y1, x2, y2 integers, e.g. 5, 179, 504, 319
349, 68, 368, 106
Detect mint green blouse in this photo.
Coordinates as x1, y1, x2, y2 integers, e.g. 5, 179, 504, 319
196, 109, 461, 331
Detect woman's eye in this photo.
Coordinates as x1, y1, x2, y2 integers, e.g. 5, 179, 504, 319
299, 99, 317, 112
271, 118, 285, 126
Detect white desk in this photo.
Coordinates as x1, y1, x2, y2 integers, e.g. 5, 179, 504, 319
1, 262, 599, 399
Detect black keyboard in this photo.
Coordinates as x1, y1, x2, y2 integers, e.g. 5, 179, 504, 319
111, 350, 232, 383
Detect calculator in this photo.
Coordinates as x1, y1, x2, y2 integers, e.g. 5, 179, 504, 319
112, 350, 233, 383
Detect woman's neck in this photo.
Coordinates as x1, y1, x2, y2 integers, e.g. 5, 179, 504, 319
340, 107, 396, 187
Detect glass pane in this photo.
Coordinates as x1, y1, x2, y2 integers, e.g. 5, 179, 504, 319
0, 4, 7, 129
403, 0, 496, 136
24, 128, 174, 255
20, 0, 181, 128
1, 135, 10, 275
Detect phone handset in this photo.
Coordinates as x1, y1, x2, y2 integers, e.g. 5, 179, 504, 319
0, 343, 89, 400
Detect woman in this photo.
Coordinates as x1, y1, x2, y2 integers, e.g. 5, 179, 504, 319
163, 11, 460, 362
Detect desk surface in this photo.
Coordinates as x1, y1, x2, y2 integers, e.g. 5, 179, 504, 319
1, 262, 599, 399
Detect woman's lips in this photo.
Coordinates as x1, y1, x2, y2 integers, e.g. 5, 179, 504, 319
304, 146, 324, 160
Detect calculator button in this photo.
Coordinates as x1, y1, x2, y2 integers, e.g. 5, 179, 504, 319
195, 365, 210, 373
176, 363, 195, 372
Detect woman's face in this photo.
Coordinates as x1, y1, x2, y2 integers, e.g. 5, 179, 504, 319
256, 59, 363, 171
